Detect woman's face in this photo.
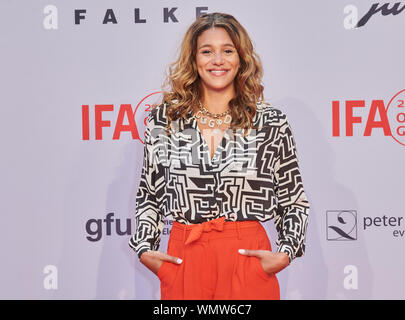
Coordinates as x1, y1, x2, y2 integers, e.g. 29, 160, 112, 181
196, 27, 240, 95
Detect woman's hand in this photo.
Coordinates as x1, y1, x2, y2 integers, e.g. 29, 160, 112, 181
238, 249, 290, 275
139, 250, 183, 275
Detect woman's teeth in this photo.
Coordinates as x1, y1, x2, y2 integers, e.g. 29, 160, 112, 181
209, 70, 228, 75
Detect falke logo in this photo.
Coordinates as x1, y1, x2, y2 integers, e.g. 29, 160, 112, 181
326, 210, 358, 241
81, 92, 162, 141
42, 6, 210, 29
332, 89, 405, 146
343, 3, 405, 29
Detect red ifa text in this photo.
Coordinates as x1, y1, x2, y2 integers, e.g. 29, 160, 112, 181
332, 100, 392, 136
81, 104, 149, 141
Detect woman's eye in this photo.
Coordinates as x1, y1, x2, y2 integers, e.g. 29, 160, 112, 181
200, 49, 234, 55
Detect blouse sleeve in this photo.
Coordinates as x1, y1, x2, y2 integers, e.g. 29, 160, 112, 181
128, 110, 165, 259
273, 113, 310, 263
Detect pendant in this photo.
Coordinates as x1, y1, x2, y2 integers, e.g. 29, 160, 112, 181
208, 119, 216, 128
223, 114, 232, 124
200, 116, 207, 124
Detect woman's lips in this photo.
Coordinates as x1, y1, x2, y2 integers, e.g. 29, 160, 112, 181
208, 69, 229, 76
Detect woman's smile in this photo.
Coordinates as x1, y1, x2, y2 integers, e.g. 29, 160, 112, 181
208, 69, 229, 76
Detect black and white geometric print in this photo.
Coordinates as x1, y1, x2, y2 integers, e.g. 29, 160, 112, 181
129, 101, 310, 263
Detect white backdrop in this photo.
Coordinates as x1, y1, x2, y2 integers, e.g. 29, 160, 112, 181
1, 0, 404, 299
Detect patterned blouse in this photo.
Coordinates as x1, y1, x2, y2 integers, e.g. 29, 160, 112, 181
129, 100, 310, 263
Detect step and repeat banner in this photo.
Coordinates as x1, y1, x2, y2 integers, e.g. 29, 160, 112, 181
1, 1, 404, 299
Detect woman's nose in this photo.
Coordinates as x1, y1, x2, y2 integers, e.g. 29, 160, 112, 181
212, 52, 225, 64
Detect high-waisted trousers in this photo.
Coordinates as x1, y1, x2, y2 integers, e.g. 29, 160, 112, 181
156, 216, 280, 300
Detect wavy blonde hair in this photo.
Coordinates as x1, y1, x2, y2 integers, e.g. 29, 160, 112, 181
156, 12, 266, 136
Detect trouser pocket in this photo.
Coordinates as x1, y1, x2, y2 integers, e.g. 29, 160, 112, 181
159, 238, 182, 299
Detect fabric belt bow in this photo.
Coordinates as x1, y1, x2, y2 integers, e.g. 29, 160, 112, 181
184, 216, 226, 245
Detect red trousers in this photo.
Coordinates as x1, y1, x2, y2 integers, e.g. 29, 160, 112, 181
156, 216, 280, 300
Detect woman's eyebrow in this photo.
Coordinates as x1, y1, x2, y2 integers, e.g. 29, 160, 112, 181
198, 43, 235, 49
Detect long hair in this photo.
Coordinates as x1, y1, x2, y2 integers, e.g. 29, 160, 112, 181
157, 12, 266, 136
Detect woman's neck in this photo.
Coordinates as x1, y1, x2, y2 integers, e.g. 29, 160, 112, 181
199, 86, 235, 114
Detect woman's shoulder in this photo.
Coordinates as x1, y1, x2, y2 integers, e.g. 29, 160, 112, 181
256, 101, 288, 128
145, 99, 186, 137
146, 100, 172, 127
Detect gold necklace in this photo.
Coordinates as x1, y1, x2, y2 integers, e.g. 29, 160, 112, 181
194, 101, 232, 128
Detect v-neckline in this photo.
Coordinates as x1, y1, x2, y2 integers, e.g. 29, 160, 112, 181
181, 104, 264, 166
191, 116, 230, 165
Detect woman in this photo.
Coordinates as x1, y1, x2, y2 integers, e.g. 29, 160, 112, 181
129, 12, 310, 300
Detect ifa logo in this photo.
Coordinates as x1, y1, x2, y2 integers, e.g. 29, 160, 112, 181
81, 91, 162, 142
332, 89, 405, 146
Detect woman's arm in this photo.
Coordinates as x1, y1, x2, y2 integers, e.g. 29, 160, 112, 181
273, 112, 310, 264
129, 110, 164, 260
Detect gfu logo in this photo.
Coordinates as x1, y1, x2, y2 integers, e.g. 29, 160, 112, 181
326, 210, 357, 241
